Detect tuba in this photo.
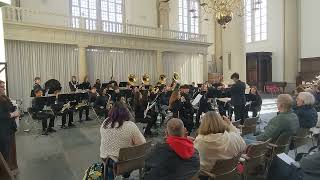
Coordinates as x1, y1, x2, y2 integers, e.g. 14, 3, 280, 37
142, 73, 150, 85
128, 74, 136, 86
159, 74, 167, 85
172, 72, 180, 83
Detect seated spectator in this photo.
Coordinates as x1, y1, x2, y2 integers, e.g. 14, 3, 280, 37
300, 151, 320, 180
100, 102, 146, 180
144, 118, 199, 180
294, 92, 318, 128
245, 86, 262, 117
245, 94, 299, 143
194, 111, 246, 180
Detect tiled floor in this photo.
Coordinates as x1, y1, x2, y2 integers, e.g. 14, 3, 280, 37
13, 97, 314, 180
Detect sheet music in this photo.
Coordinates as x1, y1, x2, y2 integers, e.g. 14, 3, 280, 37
192, 94, 203, 106
277, 153, 295, 165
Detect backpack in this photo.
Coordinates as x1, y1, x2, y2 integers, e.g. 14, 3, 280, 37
83, 163, 104, 180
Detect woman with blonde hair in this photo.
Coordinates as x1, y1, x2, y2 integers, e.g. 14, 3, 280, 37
194, 111, 246, 180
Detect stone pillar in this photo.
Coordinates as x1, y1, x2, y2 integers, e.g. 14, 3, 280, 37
78, 44, 88, 82
221, 15, 246, 83
214, 21, 223, 73
158, 1, 170, 29
203, 54, 208, 81
284, 0, 299, 89
156, 50, 164, 76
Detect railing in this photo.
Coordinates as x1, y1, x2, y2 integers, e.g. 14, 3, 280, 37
2, 6, 208, 43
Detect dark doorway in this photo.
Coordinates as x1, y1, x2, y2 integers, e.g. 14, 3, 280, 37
246, 52, 272, 90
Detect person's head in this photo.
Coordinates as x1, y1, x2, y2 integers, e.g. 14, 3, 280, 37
277, 94, 293, 112
34, 88, 43, 97
34, 77, 41, 84
230, 73, 240, 82
0, 80, 5, 95
91, 87, 97, 94
96, 79, 101, 84
44, 79, 62, 95
71, 76, 77, 82
250, 86, 259, 95
169, 90, 181, 108
201, 83, 208, 92
104, 102, 130, 129
295, 86, 305, 95
198, 111, 230, 135
296, 92, 315, 107
83, 76, 89, 82
166, 118, 185, 137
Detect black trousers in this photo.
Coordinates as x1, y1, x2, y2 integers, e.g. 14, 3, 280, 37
36, 112, 55, 131
234, 105, 246, 124
145, 112, 157, 135
79, 106, 89, 121
0, 135, 10, 162
60, 110, 73, 126
245, 105, 259, 118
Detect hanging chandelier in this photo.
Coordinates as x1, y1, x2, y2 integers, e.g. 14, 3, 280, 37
199, 0, 249, 28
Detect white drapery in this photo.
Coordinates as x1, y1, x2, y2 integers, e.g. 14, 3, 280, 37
163, 52, 204, 84
5, 40, 79, 109
87, 47, 157, 84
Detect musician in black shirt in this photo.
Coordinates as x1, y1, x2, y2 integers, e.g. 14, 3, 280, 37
109, 76, 118, 87
195, 84, 210, 127
31, 89, 55, 135
230, 73, 246, 124
31, 77, 43, 97
93, 79, 102, 92
69, 76, 79, 92
245, 86, 262, 118
79, 76, 91, 90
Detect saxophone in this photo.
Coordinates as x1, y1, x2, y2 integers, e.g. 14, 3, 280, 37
61, 102, 71, 113
75, 101, 87, 110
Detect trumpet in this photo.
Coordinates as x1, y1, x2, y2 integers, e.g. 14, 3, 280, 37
61, 102, 71, 113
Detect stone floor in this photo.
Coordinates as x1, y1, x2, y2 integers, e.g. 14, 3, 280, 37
13, 96, 314, 180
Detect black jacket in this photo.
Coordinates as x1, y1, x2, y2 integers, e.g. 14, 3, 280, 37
230, 80, 246, 106
80, 82, 91, 90
144, 142, 199, 180
246, 93, 262, 110
294, 105, 318, 128
0, 96, 17, 137
198, 91, 209, 114
95, 96, 108, 108
69, 81, 79, 92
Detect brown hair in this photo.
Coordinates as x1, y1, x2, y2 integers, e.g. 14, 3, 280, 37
198, 111, 230, 135
169, 90, 180, 109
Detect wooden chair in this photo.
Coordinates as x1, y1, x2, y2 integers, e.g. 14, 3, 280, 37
109, 141, 152, 180
240, 117, 258, 136
240, 139, 271, 180
201, 153, 241, 180
290, 128, 313, 157
0, 152, 14, 180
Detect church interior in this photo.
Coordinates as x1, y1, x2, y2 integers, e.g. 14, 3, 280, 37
0, 0, 320, 180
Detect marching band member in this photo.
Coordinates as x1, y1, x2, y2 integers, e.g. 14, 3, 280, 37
32, 88, 56, 135
69, 76, 79, 92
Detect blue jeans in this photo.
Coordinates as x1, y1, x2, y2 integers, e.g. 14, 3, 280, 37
243, 133, 258, 145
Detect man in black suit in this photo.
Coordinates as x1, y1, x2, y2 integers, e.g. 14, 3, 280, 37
230, 72, 246, 124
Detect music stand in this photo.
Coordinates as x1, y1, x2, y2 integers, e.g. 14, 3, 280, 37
119, 82, 128, 88
46, 96, 56, 106
57, 94, 70, 103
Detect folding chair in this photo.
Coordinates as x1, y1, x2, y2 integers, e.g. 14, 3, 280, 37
105, 141, 152, 180
240, 139, 271, 180
201, 153, 241, 180
24, 107, 42, 133
291, 128, 313, 157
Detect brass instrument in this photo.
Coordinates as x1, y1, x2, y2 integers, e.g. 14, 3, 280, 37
142, 74, 150, 85
128, 74, 136, 86
159, 74, 167, 85
75, 101, 87, 110
172, 72, 180, 83
61, 102, 71, 113
150, 86, 159, 94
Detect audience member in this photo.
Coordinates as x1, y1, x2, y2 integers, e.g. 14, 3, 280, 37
144, 118, 199, 180
194, 111, 246, 180
294, 92, 318, 128
300, 151, 320, 180
100, 102, 146, 180
245, 94, 299, 143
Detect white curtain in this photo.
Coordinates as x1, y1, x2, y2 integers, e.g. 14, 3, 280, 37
5, 40, 79, 110
163, 52, 203, 84
87, 47, 157, 84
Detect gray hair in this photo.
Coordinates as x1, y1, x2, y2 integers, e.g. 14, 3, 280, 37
277, 94, 293, 111
166, 118, 184, 137
298, 92, 315, 105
